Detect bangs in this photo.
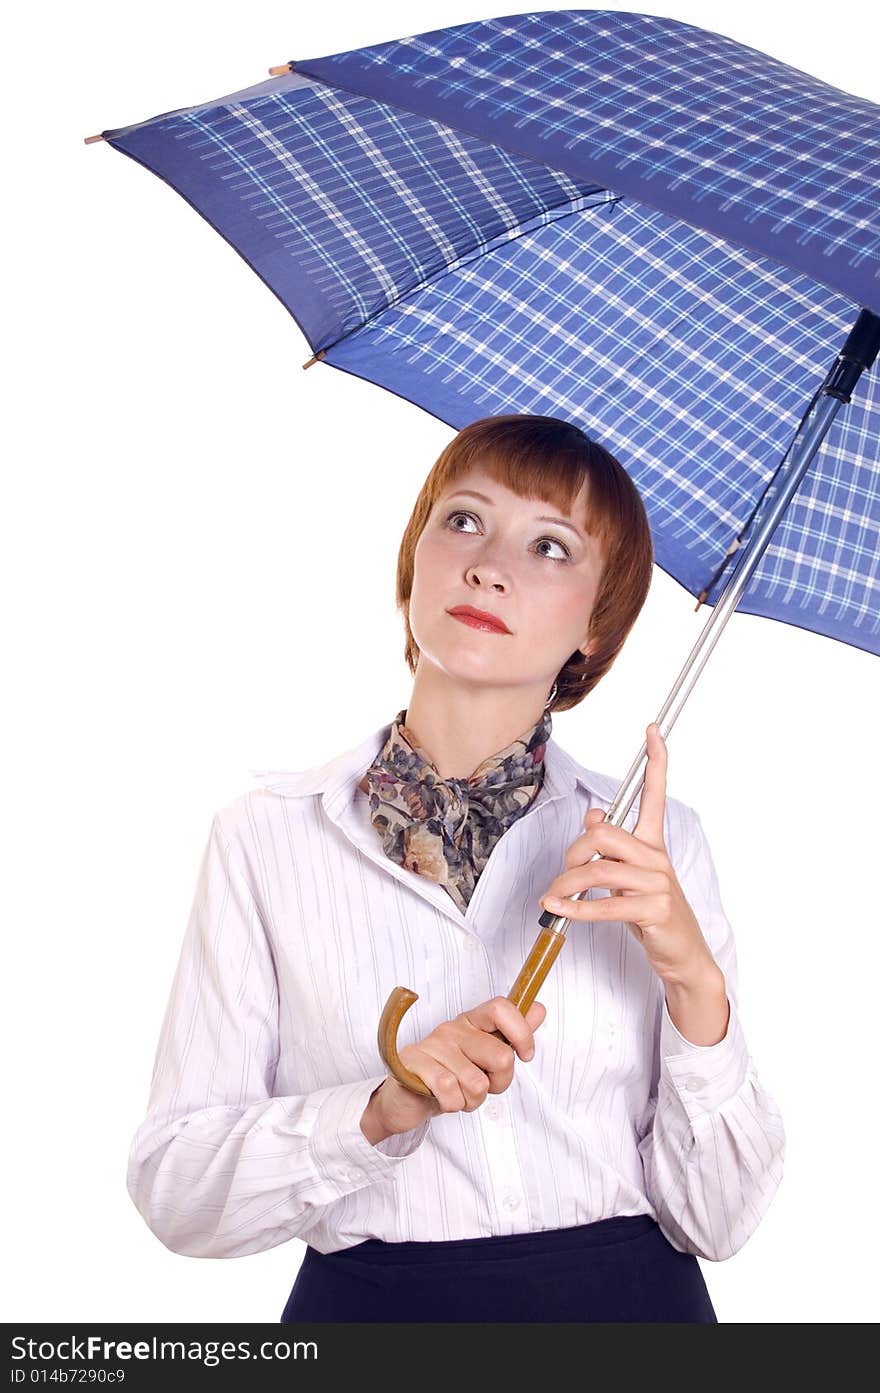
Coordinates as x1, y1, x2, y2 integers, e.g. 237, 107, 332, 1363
429, 415, 619, 554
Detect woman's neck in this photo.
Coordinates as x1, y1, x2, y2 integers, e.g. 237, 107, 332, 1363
402, 667, 549, 779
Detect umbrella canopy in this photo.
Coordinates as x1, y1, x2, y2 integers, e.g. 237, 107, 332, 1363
96, 9, 880, 654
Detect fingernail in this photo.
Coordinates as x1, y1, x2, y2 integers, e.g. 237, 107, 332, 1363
543, 896, 565, 912
524, 1045, 535, 1061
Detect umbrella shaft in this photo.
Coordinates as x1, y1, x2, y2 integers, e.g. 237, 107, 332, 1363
603, 391, 844, 834
635, 308, 880, 822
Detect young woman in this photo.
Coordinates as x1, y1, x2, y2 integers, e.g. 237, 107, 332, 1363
126, 415, 785, 1322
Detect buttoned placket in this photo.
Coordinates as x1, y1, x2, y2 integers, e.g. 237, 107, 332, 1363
456, 785, 576, 1232
326, 757, 583, 1234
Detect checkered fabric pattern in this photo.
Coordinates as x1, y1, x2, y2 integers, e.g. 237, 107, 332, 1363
294, 9, 880, 314
102, 12, 880, 654
107, 74, 612, 351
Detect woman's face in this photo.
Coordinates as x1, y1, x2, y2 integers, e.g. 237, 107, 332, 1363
409, 464, 603, 696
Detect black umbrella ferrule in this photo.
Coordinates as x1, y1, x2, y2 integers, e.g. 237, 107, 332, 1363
822, 307, 880, 402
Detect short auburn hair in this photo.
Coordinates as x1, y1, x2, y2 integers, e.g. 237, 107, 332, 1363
396, 414, 654, 713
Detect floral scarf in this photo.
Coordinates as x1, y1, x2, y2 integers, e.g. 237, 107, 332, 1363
358, 707, 551, 912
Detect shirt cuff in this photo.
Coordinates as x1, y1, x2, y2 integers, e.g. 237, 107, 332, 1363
660, 989, 750, 1120
308, 1075, 430, 1191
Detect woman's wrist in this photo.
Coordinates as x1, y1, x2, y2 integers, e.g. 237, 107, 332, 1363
359, 1083, 395, 1144
663, 962, 730, 1046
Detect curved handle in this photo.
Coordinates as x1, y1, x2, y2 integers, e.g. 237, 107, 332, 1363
377, 987, 434, 1097
377, 923, 569, 1098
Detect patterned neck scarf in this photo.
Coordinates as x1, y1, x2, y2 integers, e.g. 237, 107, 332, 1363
358, 707, 552, 912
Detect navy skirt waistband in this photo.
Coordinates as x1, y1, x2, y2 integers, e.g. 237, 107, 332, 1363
280, 1215, 719, 1323
341, 1214, 657, 1264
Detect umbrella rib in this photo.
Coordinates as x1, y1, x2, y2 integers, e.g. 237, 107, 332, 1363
297, 188, 620, 366
694, 383, 824, 608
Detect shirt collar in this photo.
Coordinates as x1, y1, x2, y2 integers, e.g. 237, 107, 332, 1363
250, 721, 621, 810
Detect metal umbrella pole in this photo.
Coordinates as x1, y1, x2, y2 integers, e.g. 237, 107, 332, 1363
378, 306, 880, 1098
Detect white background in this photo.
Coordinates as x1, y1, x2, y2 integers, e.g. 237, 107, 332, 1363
5, 0, 878, 1325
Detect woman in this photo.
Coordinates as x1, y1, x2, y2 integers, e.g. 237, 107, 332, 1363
126, 415, 785, 1322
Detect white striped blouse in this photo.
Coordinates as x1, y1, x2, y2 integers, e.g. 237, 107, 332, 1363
126, 720, 785, 1262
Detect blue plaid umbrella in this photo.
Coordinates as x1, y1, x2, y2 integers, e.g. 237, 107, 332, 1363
87, 10, 880, 1095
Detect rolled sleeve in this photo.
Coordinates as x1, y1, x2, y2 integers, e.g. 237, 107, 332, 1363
308, 1074, 431, 1186
660, 991, 750, 1122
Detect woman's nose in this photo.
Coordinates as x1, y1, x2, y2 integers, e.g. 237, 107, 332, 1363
465, 556, 508, 590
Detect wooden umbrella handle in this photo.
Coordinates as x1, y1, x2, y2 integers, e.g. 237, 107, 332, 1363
377, 987, 434, 1097
377, 922, 568, 1097
488, 921, 567, 1039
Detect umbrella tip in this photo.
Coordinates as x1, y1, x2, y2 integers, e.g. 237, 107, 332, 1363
694, 590, 708, 612
302, 349, 327, 370
268, 63, 293, 76
84, 134, 105, 145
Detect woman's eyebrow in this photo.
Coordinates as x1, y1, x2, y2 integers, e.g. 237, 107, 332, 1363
445, 488, 585, 540
535, 513, 584, 539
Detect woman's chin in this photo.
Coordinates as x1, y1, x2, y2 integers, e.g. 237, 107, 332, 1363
415, 659, 531, 694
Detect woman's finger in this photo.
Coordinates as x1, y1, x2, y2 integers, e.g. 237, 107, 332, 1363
398, 1044, 468, 1112
539, 892, 665, 924
564, 819, 667, 870
543, 860, 666, 905
464, 997, 539, 1062
633, 723, 667, 848
411, 1038, 492, 1111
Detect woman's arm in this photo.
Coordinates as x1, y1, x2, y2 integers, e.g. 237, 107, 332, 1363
636, 803, 786, 1261
126, 808, 430, 1260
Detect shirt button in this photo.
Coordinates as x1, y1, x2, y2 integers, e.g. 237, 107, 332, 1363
464, 937, 481, 952
502, 1195, 520, 1212
685, 1077, 705, 1092
485, 1103, 501, 1121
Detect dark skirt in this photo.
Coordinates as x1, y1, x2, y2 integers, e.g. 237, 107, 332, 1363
280, 1215, 718, 1323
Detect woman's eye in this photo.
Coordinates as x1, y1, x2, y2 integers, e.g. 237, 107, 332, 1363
533, 536, 571, 562
444, 511, 570, 562
446, 510, 478, 532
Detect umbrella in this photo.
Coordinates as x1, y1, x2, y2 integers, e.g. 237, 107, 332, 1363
85, 9, 880, 1098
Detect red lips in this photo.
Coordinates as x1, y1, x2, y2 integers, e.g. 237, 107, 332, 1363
447, 605, 512, 634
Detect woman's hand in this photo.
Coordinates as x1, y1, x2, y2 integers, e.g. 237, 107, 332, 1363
539, 723, 717, 989
361, 996, 547, 1142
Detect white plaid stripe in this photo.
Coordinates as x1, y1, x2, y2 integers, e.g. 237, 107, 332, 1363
301, 11, 880, 275
164, 84, 609, 341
